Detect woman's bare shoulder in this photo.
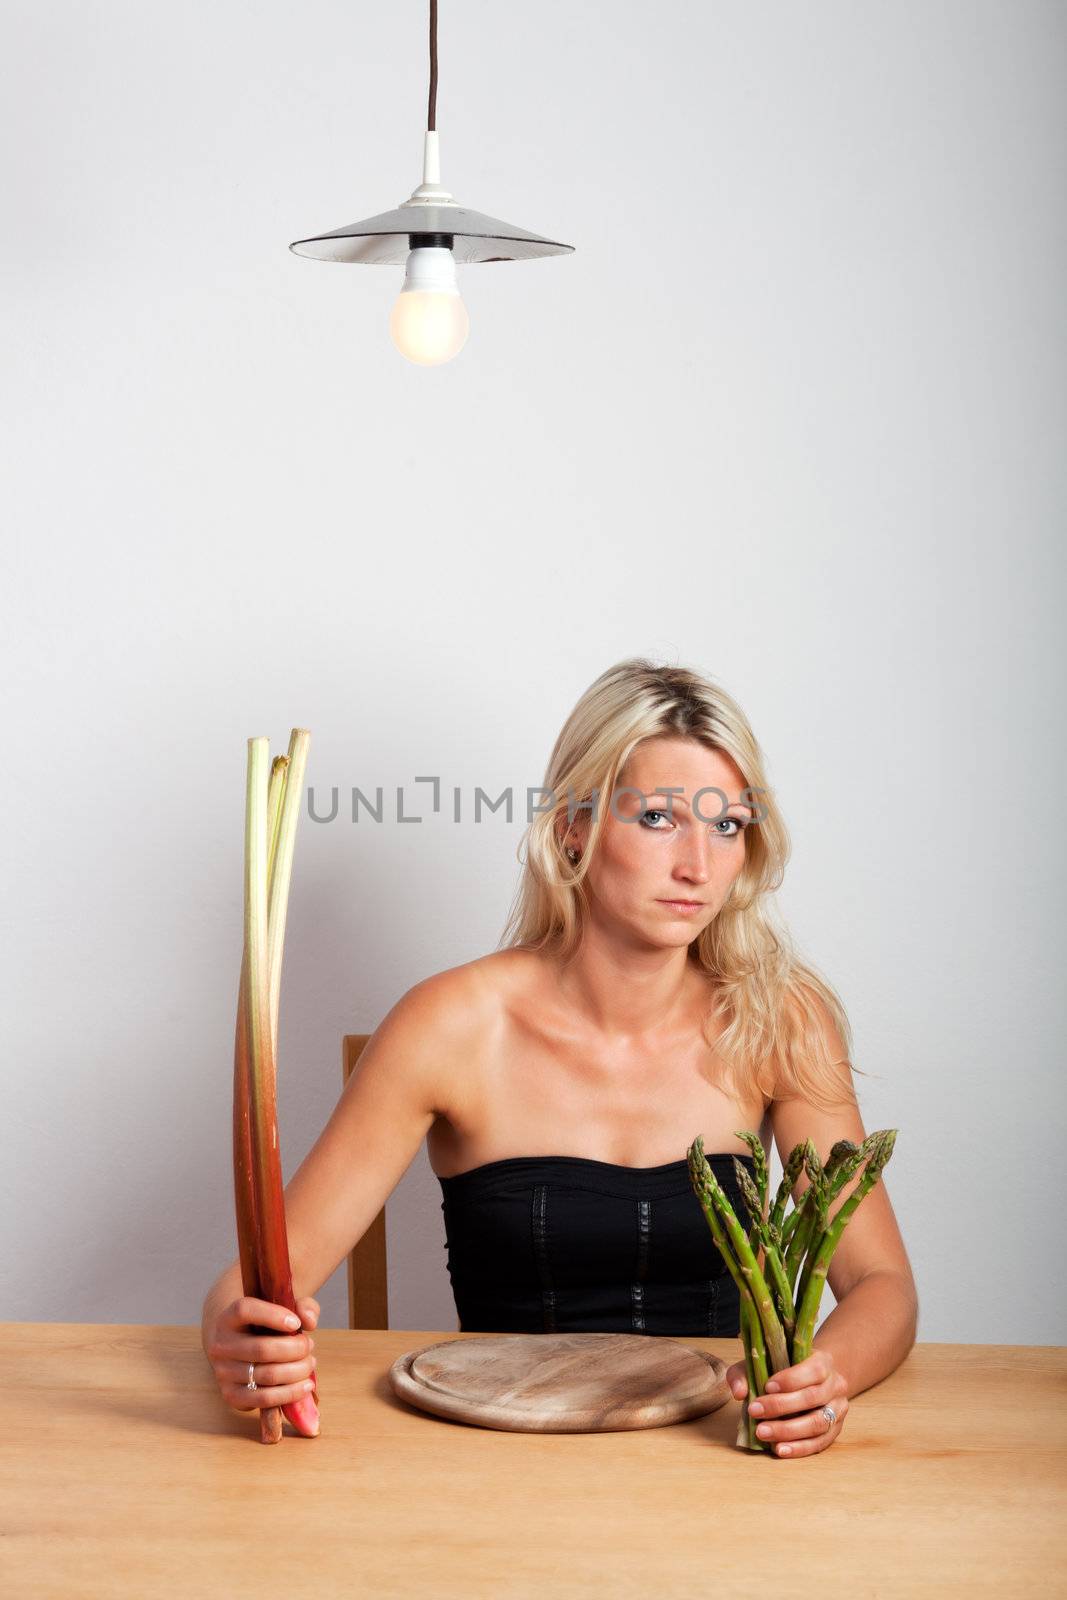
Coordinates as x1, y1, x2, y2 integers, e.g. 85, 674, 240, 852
388, 948, 535, 1056
385, 951, 532, 1121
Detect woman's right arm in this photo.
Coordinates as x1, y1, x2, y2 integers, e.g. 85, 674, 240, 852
201, 966, 478, 1404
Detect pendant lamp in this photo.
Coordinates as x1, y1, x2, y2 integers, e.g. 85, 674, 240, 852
289, 1, 574, 366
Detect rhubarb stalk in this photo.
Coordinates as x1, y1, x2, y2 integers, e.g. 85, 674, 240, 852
232, 728, 319, 1443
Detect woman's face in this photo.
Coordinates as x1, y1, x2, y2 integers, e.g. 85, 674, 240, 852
569, 736, 754, 950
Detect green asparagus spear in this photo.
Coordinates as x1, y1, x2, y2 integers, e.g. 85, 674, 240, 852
826, 1135, 883, 1200
796, 1130, 883, 1314
823, 1139, 860, 1186
784, 1141, 821, 1289
791, 1129, 898, 1360
769, 1141, 808, 1236
735, 1129, 768, 1195
738, 1294, 771, 1451
686, 1143, 751, 1303
780, 1185, 812, 1249
734, 1130, 769, 1249
733, 1156, 765, 1234
794, 1131, 891, 1321
688, 1136, 790, 1372
733, 1157, 795, 1339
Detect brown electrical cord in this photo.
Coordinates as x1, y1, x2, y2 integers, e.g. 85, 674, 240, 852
428, 0, 438, 131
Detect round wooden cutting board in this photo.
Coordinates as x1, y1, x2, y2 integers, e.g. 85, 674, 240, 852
388, 1332, 730, 1432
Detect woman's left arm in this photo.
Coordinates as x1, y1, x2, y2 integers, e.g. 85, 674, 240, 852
725, 999, 919, 1456
811, 1266, 918, 1399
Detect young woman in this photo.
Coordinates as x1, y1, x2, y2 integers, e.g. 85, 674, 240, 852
202, 658, 917, 1459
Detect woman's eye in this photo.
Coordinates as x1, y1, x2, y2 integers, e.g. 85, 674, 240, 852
715, 817, 746, 837
638, 809, 671, 828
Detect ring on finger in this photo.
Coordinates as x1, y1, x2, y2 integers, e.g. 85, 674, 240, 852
820, 1403, 838, 1429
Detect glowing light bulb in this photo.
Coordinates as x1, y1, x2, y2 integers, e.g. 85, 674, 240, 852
389, 245, 469, 366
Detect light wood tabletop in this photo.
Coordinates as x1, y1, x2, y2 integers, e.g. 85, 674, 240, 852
8, 1324, 1065, 1599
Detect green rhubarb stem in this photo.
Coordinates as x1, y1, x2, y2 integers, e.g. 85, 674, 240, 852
232, 939, 260, 1312
242, 738, 287, 1442
792, 1129, 899, 1361
246, 734, 322, 1440
233, 763, 288, 1312
267, 730, 311, 1052
265, 736, 316, 1414
266, 756, 288, 893
264, 734, 318, 1412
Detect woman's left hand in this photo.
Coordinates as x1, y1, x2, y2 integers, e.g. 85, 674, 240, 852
724, 1348, 849, 1458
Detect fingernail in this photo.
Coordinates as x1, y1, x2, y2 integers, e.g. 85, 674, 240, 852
749, 1402, 764, 1416
765, 1380, 780, 1392
777, 1444, 791, 1456
285, 1315, 300, 1329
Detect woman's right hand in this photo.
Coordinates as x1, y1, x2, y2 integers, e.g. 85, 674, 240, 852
204, 1295, 319, 1418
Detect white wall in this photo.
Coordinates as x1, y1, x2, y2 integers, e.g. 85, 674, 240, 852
2, 1, 1063, 1345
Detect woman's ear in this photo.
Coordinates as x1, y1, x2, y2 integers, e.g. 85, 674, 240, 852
556, 814, 587, 859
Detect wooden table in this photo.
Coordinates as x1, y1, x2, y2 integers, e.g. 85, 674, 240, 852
7, 1324, 1065, 1598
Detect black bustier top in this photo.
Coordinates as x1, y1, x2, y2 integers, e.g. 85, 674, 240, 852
437, 1151, 756, 1338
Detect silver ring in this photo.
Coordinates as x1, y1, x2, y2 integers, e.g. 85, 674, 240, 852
820, 1403, 837, 1428
246, 1362, 258, 1392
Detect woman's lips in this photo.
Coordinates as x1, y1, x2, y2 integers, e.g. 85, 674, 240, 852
657, 899, 705, 913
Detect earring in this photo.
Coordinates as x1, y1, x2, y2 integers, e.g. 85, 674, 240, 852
565, 845, 581, 864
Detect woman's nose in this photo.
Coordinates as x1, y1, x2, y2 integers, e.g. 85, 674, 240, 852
675, 829, 712, 883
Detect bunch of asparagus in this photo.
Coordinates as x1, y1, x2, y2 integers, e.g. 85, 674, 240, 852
687, 1127, 897, 1452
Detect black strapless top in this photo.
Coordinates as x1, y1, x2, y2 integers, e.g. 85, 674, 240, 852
437, 1151, 757, 1338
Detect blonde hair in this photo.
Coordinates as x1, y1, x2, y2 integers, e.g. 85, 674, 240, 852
498, 656, 868, 1114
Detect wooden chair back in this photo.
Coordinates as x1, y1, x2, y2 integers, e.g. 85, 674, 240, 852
342, 1034, 389, 1329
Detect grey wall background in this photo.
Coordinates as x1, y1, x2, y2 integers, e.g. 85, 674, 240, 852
2, 1, 1063, 1344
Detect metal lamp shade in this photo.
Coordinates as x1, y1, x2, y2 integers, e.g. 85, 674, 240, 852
289, 203, 574, 265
